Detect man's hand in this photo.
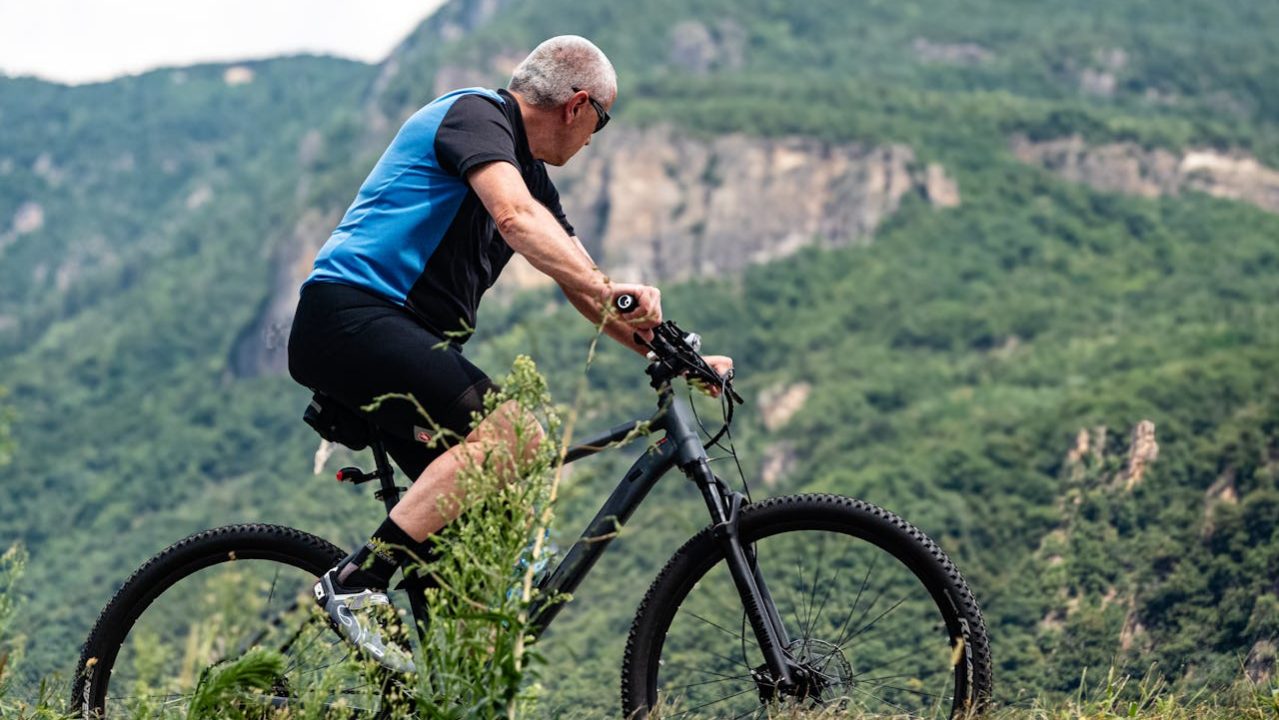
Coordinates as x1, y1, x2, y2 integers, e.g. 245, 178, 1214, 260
703, 355, 734, 377
606, 282, 663, 342
689, 355, 735, 398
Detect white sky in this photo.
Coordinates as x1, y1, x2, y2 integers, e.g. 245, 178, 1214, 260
0, 0, 446, 85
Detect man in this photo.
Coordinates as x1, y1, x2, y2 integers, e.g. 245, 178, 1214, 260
288, 36, 732, 671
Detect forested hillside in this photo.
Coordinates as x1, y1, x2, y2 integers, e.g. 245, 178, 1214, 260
1, 0, 1276, 714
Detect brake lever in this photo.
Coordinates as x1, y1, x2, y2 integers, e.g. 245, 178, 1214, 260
720, 369, 746, 405
633, 332, 659, 361
637, 322, 745, 405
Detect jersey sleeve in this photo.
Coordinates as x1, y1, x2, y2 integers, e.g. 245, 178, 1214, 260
529, 162, 576, 237
434, 94, 520, 178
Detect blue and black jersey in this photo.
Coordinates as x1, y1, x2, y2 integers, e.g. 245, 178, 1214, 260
304, 87, 574, 342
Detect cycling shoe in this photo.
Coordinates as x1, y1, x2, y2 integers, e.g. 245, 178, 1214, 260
313, 568, 416, 674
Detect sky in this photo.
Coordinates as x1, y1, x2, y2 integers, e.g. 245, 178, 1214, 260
0, 0, 446, 85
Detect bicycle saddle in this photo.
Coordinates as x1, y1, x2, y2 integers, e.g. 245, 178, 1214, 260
303, 391, 372, 451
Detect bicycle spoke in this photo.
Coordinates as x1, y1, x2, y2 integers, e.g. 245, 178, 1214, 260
848, 682, 912, 715
804, 530, 850, 645
835, 571, 889, 650
842, 595, 908, 648
661, 662, 749, 680
106, 691, 192, 703
686, 610, 758, 649
830, 551, 878, 649
847, 648, 927, 678
282, 624, 329, 675
801, 534, 826, 641
843, 614, 940, 651
266, 566, 281, 610
661, 671, 754, 692
240, 596, 308, 658
697, 572, 764, 640
861, 681, 954, 702
278, 613, 326, 663
701, 645, 754, 671
664, 686, 758, 718
854, 671, 929, 684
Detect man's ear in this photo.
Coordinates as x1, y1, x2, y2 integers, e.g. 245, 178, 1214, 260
565, 92, 587, 125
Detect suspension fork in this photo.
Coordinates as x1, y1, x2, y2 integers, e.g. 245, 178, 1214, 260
688, 458, 797, 688
742, 503, 792, 652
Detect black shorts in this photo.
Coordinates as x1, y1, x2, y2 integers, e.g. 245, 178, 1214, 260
288, 281, 497, 479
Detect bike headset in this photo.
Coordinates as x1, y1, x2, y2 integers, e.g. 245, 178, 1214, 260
630, 316, 754, 501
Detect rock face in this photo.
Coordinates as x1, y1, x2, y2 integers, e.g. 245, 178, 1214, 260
223, 66, 255, 86
0, 202, 46, 258
233, 125, 959, 376
759, 382, 812, 432
668, 20, 747, 74
542, 126, 958, 286
230, 208, 340, 377
1011, 134, 1279, 214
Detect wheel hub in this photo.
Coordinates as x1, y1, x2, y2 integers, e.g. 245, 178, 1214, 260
752, 637, 853, 705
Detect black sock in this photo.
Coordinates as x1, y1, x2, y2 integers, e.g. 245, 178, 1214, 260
334, 517, 417, 591
399, 534, 443, 587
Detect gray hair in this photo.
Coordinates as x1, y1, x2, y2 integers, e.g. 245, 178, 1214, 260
508, 36, 617, 108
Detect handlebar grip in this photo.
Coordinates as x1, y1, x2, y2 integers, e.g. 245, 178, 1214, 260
614, 293, 639, 314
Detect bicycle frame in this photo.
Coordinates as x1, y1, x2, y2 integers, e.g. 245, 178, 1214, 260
365, 382, 801, 689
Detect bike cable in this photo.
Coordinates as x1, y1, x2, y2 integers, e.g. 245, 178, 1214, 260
686, 373, 753, 504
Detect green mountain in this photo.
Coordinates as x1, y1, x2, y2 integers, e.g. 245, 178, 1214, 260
1, 0, 1277, 713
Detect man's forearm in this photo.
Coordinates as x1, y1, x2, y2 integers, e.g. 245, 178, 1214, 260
469, 160, 654, 357
563, 291, 650, 355
498, 202, 648, 355
565, 235, 650, 354
496, 201, 606, 300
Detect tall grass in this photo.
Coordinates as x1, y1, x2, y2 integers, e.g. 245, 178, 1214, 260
372, 355, 569, 719
0, 348, 1273, 717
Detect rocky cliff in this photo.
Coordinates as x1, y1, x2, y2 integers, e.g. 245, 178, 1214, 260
232, 125, 960, 376
1011, 134, 1279, 214
543, 125, 959, 286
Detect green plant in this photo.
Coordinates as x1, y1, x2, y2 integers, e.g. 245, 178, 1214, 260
184, 647, 286, 720
0, 545, 28, 704
380, 355, 565, 720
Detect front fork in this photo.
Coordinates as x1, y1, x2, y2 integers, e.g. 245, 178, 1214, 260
687, 457, 799, 690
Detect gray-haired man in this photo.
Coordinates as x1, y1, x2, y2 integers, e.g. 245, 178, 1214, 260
289, 35, 734, 670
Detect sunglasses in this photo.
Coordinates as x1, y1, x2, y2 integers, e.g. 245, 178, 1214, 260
572, 86, 610, 133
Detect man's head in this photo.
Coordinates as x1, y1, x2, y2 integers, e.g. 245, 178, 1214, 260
508, 36, 616, 166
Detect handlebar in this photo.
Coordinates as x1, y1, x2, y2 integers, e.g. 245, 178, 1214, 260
613, 293, 639, 314
613, 293, 744, 405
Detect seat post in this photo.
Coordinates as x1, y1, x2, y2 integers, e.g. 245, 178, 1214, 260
368, 433, 402, 513
365, 429, 434, 642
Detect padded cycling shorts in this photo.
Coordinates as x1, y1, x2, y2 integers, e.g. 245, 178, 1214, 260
287, 280, 497, 479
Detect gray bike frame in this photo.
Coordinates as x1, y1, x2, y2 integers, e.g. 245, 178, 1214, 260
367, 383, 800, 687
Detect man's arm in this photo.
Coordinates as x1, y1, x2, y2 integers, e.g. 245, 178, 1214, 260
467, 160, 660, 354
562, 234, 655, 351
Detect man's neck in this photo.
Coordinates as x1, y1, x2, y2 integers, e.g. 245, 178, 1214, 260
507, 90, 554, 163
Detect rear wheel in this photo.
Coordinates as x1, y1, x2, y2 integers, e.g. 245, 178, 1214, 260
621, 494, 993, 719
71, 524, 403, 718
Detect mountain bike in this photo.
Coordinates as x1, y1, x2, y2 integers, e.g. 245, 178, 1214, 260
72, 306, 993, 718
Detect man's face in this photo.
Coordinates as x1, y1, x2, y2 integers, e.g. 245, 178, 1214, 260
549, 89, 613, 166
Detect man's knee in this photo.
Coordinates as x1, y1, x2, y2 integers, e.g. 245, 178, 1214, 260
467, 399, 544, 454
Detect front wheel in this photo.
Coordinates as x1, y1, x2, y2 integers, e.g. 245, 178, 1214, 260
621, 494, 993, 719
